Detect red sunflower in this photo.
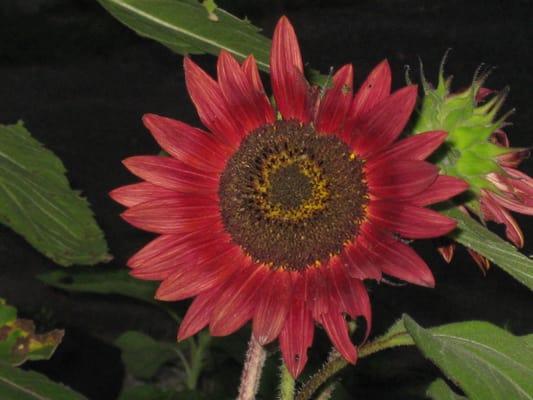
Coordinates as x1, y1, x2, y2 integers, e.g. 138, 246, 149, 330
110, 16, 467, 378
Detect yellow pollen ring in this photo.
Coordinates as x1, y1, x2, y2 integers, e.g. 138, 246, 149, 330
252, 151, 329, 222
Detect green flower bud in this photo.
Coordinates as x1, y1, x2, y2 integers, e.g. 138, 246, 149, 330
412, 59, 517, 199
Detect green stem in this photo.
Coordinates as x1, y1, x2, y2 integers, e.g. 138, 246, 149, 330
316, 383, 337, 400
175, 347, 193, 381
295, 351, 347, 400
186, 331, 211, 390
295, 329, 412, 400
279, 363, 295, 400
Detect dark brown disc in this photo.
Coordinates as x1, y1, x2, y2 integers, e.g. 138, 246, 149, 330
218, 120, 368, 270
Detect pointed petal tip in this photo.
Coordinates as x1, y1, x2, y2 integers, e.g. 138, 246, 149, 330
177, 325, 193, 342
141, 112, 157, 125
375, 58, 391, 74
154, 286, 170, 301
274, 15, 296, 37
108, 187, 122, 203
420, 272, 436, 288
278, 15, 291, 25
437, 244, 456, 264
121, 157, 137, 170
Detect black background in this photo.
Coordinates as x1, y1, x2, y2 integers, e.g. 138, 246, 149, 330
0, 0, 532, 399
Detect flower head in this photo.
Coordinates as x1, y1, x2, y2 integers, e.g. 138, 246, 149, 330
414, 62, 533, 269
111, 17, 465, 377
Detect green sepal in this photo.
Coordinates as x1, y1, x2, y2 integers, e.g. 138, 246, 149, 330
413, 59, 514, 198
455, 153, 498, 177
466, 142, 515, 158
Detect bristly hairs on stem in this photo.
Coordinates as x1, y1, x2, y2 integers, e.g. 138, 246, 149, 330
237, 335, 267, 400
279, 362, 295, 400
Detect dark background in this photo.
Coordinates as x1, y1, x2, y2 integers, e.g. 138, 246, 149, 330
0, 0, 532, 399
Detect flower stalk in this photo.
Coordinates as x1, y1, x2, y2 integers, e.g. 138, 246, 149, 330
279, 363, 295, 400
237, 335, 267, 400
295, 320, 413, 400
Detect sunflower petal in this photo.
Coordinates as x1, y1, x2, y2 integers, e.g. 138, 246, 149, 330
184, 57, 242, 146
279, 275, 314, 378
271, 16, 311, 123
253, 270, 292, 345
315, 64, 353, 134
352, 85, 418, 156
142, 113, 231, 172
217, 50, 275, 134
110, 182, 178, 208
369, 201, 457, 239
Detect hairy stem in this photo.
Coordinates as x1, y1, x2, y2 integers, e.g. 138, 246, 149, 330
295, 350, 347, 400
237, 335, 267, 400
295, 328, 412, 400
279, 363, 295, 400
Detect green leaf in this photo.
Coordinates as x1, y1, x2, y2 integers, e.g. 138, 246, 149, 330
115, 331, 179, 380
37, 269, 157, 304
426, 379, 467, 400
0, 361, 86, 400
0, 122, 110, 266
96, 0, 271, 70
442, 207, 533, 290
37, 269, 181, 321
404, 315, 533, 400
0, 299, 63, 366
359, 318, 414, 358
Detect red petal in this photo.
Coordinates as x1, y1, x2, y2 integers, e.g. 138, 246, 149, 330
128, 230, 227, 280
481, 193, 524, 247
364, 225, 435, 287
369, 201, 457, 239
476, 87, 495, 102
502, 168, 533, 198
209, 264, 268, 336
155, 245, 244, 301
217, 51, 275, 134
368, 160, 438, 199
178, 288, 222, 341
110, 182, 178, 208
341, 237, 382, 280
252, 270, 292, 345
349, 59, 392, 122
329, 262, 372, 338
271, 16, 311, 122
467, 249, 491, 272
409, 176, 469, 206
142, 114, 231, 172
383, 241, 435, 287
366, 131, 447, 169
279, 275, 314, 378
121, 197, 220, 234
437, 242, 456, 264
184, 57, 242, 146
492, 192, 533, 215
128, 234, 185, 271
122, 156, 218, 194
242, 55, 267, 94
315, 64, 353, 134
306, 268, 330, 320
352, 86, 418, 156
320, 308, 357, 364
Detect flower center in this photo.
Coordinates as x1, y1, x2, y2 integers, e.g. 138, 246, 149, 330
219, 120, 368, 270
